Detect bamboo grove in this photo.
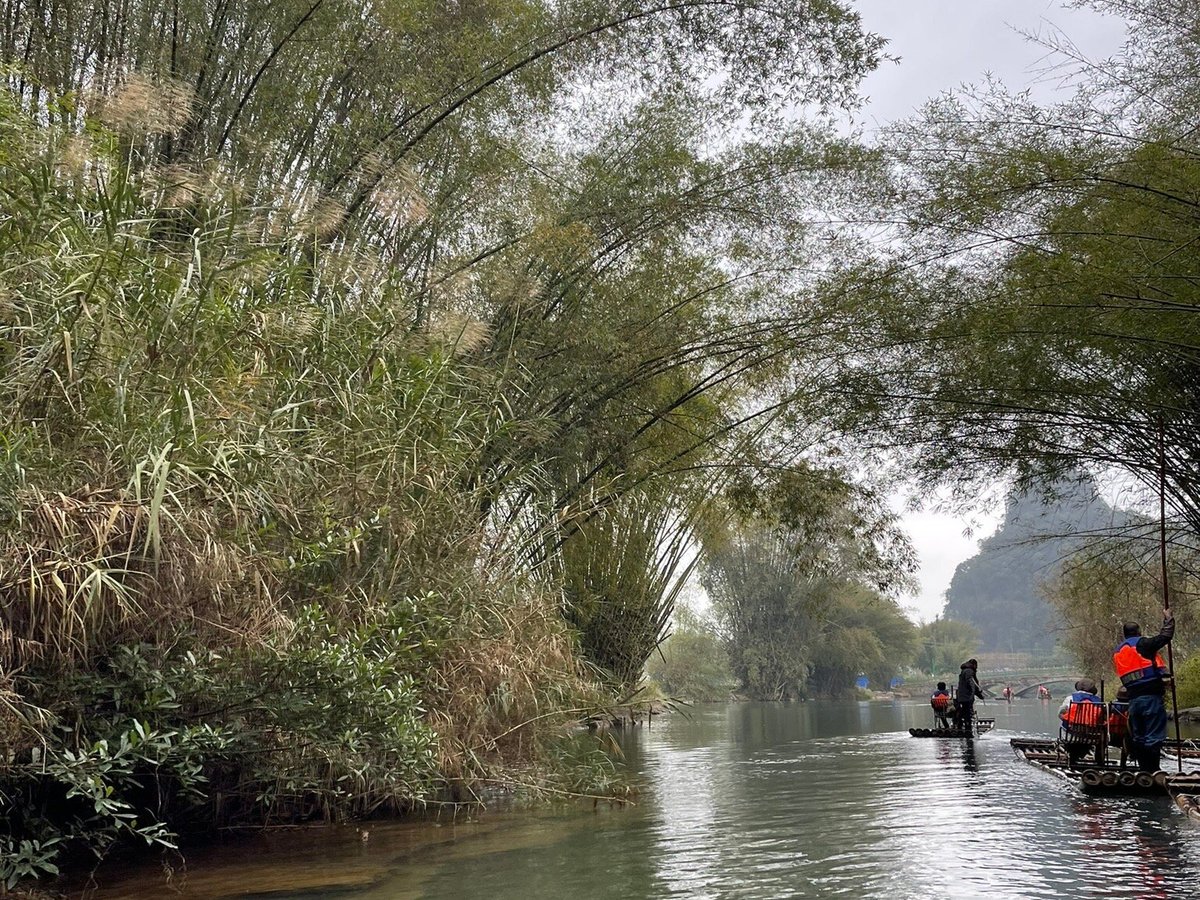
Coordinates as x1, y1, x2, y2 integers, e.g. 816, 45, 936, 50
803, 0, 1200, 668
815, 0, 1200, 541
0, 0, 912, 881
806, 0, 1200, 696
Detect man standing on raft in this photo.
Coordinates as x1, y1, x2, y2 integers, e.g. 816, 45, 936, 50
1113, 607, 1175, 771
955, 658, 984, 731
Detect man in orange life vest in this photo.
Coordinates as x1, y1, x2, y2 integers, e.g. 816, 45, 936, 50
1113, 607, 1175, 772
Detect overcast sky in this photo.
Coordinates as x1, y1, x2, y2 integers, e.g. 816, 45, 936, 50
845, 0, 1129, 622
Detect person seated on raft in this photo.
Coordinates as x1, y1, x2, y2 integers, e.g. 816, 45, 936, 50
930, 682, 952, 729
1058, 679, 1107, 766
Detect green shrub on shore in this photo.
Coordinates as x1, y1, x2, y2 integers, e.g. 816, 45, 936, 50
646, 603, 735, 702
2, 607, 442, 873
1174, 655, 1200, 711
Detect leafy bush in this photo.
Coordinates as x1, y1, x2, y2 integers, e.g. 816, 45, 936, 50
647, 604, 735, 701
1174, 654, 1200, 711
0, 838, 61, 890
0, 602, 441, 875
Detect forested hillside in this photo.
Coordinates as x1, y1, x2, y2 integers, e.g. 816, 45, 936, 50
942, 478, 1133, 653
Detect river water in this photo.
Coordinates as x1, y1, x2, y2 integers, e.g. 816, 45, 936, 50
84, 700, 1200, 899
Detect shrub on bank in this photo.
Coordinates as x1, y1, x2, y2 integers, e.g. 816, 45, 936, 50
1174, 654, 1200, 711
647, 605, 735, 702
2, 605, 442, 881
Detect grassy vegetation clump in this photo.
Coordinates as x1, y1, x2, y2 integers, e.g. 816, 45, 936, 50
1174, 655, 1200, 711
0, 92, 610, 881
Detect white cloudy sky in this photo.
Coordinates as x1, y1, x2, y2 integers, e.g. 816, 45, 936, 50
844, 0, 1129, 622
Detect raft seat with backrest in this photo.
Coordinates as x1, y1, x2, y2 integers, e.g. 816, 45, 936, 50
1060, 699, 1106, 763
1108, 707, 1127, 743
1108, 703, 1130, 767
931, 693, 951, 728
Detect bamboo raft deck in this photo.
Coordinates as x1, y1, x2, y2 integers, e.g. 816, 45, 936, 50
909, 718, 995, 738
1011, 737, 1200, 815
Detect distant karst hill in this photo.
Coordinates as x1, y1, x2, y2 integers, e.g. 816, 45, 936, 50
942, 477, 1136, 653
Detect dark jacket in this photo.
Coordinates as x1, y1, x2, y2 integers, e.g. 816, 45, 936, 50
957, 663, 984, 704
1127, 615, 1176, 699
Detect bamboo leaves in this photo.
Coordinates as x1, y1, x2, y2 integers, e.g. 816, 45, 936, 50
813, 2, 1200, 538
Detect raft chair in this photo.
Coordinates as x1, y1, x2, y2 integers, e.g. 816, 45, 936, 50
931, 693, 952, 730
1059, 700, 1107, 768
1107, 705, 1130, 768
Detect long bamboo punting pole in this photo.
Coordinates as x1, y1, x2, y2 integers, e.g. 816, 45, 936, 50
1159, 416, 1184, 774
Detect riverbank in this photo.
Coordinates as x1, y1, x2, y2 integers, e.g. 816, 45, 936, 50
7, 703, 645, 898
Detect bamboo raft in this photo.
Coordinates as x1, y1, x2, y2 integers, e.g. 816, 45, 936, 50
1011, 738, 1166, 795
1168, 772, 1200, 821
909, 718, 995, 738
1011, 737, 1200, 813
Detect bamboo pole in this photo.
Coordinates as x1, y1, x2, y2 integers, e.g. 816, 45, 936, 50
1100, 679, 1108, 761
1159, 416, 1184, 774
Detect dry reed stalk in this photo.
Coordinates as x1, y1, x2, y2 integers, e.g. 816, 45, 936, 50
0, 669, 52, 758
99, 73, 196, 136
144, 162, 211, 207
425, 582, 601, 781
0, 487, 266, 671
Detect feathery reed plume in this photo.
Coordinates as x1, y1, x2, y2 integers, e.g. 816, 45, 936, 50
100, 73, 195, 136
430, 311, 492, 355
370, 166, 429, 225
148, 162, 209, 207
308, 197, 348, 239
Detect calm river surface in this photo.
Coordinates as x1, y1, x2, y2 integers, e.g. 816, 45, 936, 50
87, 700, 1200, 899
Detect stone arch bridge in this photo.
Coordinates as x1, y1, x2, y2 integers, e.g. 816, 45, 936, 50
979, 675, 1088, 699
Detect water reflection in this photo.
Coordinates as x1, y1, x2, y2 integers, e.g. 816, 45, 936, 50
961, 737, 978, 773
642, 740, 721, 896
79, 701, 1200, 899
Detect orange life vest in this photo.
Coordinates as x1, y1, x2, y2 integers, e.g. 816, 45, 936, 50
1108, 705, 1128, 740
1060, 694, 1104, 728
931, 691, 950, 712
1112, 638, 1169, 688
